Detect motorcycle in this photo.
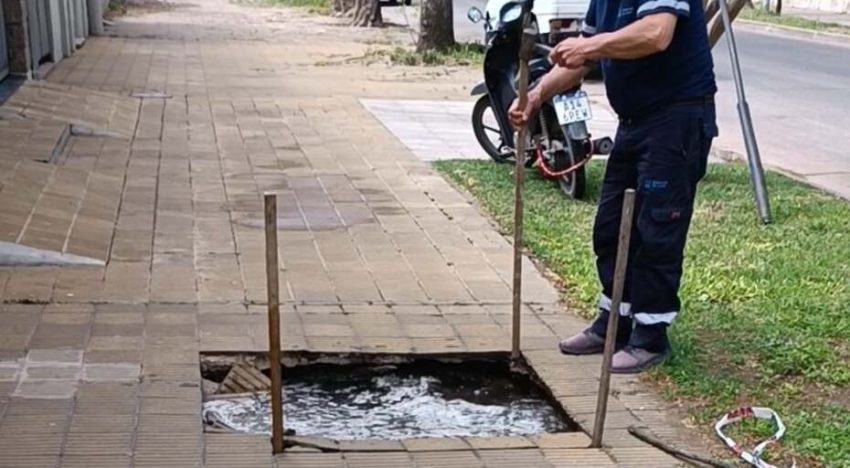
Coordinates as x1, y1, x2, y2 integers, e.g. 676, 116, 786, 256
467, 0, 612, 199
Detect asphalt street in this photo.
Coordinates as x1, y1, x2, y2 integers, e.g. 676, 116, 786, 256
713, 29, 850, 198
385, 0, 850, 199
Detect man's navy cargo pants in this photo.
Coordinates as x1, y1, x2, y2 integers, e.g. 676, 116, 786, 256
589, 100, 718, 352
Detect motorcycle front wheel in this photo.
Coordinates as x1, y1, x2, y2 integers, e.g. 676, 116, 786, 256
471, 95, 514, 164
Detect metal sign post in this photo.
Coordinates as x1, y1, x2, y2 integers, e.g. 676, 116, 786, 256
717, 0, 772, 224
591, 189, 636, 448
264, 193, 285, 454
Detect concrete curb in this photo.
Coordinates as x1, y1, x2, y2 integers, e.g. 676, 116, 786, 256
709, 147, 850, 201
710, 147, 745, 164
736, 19, 850, 47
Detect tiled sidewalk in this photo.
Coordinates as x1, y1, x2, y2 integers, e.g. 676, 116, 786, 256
0, 0, 710, 466
361, 97, 619, 162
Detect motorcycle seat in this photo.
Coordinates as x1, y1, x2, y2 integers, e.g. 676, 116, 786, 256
529, 57, 553, 78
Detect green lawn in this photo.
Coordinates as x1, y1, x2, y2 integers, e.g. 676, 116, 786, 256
367, 43, 485, 67
238, 0, 330, 14
435, 160, 850, 467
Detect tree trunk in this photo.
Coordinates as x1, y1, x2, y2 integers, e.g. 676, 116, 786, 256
332, 0, 356, 17
351, 0, 382, 26
417, 0, 455, 51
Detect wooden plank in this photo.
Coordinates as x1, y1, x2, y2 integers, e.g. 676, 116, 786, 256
218, 363, 271, 394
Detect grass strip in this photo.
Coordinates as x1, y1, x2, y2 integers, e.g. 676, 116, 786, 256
240, 0, 330, 14
435, 159, 850, 467
740, 6, 850, 35
367, 43, 485, 66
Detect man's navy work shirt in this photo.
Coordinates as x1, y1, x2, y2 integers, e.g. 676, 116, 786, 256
580, 0, 717, 118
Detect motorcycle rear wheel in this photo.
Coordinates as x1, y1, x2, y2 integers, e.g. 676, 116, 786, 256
540, 105, 586, 199
471, 95, 513, 164
556, 138, 587, 200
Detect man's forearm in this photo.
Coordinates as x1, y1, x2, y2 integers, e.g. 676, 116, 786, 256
584, 13, 677, 60
533, 65, 587, 102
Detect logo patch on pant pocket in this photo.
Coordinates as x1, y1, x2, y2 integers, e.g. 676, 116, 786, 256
642, 179, 669, 192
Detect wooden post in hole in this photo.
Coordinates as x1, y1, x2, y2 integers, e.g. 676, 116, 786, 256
264, 193, 284, 454
511, 10, 535, 362
511, 84, 528, 361
590, 188, 636, 448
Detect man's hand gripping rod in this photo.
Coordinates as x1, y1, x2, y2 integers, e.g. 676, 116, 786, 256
511, 11, 538, 362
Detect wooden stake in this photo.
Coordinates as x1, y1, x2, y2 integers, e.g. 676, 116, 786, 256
264, 193, 284, 454
590, 188, 636, 448
511, 11, 535, 362
511, 85, 528, 361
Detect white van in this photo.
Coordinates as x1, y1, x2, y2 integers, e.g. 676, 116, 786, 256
534, 0, 592, 44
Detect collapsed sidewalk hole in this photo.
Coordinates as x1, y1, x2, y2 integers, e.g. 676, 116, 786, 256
200, 352, 577, 440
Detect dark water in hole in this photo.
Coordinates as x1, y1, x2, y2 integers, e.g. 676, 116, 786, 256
202, 360, 570, 440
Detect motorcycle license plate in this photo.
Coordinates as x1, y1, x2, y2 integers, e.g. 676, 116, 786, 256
553, 92, 592, 125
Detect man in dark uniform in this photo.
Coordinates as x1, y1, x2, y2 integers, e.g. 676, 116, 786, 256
509, 0, 717, 373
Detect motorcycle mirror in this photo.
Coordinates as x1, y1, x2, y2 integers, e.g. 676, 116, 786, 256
467, 7, 483, 23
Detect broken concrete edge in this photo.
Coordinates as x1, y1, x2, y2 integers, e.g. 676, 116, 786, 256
130, 91, 173, 99
69, 124, 126, 139
0, 108, 26, 120
45, 124, 73, 164
200, 350, 517, 373
0, 241, 106, 267
0, 115, 129, 142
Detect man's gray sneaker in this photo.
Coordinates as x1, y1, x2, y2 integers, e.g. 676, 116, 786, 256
610, 346, 669, 374
558, 330, 606, 355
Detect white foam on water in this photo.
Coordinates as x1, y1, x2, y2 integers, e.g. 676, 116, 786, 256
203, 371, 567, 440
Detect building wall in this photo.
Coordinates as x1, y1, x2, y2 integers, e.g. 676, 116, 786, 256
2, 0, 32, 75
1, 0, 96, 79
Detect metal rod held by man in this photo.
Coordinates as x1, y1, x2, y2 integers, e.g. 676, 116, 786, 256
264, 193, 285, 454
591, 189, 636, 448
717, 0, 772, 224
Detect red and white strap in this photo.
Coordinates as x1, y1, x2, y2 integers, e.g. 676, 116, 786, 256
714, 406, 795, 468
